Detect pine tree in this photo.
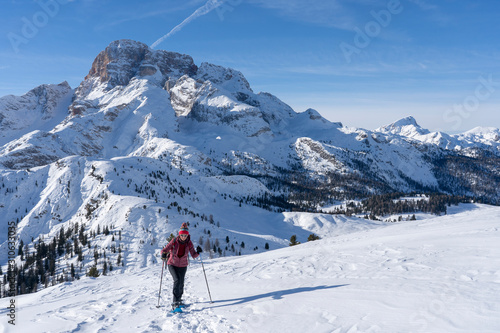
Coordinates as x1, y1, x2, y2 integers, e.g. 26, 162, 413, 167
87, 266, 100, 278
204, 239, 211, 253
18, 240, 24, 260
307, 234, 320, 242
289, 235, 300, 246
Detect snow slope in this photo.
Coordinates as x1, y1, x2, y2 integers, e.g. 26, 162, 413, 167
0, 82, 74, 147
2, 204, 499, 333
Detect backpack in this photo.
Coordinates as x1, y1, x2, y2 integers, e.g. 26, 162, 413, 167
162, 233, 176, 260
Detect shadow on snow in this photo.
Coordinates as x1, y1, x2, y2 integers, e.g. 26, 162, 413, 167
203, 284, 349, 309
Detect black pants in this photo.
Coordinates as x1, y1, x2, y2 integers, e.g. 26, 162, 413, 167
168, 265, 187, 303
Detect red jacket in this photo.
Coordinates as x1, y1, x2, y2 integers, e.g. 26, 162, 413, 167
161, 236, 199, 267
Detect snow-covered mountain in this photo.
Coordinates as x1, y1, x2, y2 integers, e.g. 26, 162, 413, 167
0, 81, 73, 147
1, 40, 498, 185
1, 39, 500, 321
375, 115, 500, 152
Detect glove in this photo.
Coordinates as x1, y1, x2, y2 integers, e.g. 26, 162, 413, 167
196, 246, 203, 254
161, 252, 167, 260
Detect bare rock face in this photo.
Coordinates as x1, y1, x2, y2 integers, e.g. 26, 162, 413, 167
83, 40, 197, 89
85, 40, 149, 86
138, 65, 157, 76
144, 48, 198, 80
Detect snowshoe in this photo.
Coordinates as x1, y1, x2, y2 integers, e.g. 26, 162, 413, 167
171, 306, 183, 314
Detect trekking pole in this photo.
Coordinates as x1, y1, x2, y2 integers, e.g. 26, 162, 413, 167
199, 254, 213, 303
156, 260, 165, 308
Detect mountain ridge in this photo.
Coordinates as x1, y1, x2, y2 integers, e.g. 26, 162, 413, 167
1, 39, 499, 198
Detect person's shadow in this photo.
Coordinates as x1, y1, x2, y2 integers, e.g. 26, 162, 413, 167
198, 284, 349, 309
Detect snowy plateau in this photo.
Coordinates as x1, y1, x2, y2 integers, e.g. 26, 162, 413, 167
0, 39, 499, 332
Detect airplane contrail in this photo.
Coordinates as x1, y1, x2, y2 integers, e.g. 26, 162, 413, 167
151, 0, 225, 49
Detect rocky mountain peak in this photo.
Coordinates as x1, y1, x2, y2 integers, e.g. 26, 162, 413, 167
392, 115, 419, 127
0, 81, 74, 147
0, 81, 72, 121
83, 39, 197, 89
196, 62, 252, 95
84, 40, 149, 86
376, 115, 430, 136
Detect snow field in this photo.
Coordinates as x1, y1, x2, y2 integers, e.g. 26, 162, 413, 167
2, 204, 499, 332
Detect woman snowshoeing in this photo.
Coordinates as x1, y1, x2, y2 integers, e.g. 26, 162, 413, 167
161, 222, 201, 310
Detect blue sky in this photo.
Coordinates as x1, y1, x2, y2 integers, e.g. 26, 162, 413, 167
1, 0, 499, 133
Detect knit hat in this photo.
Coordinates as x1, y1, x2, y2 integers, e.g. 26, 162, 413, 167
179, 222, 189, 235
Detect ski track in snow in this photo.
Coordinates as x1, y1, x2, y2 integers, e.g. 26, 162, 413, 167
2, 205, 500, 332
